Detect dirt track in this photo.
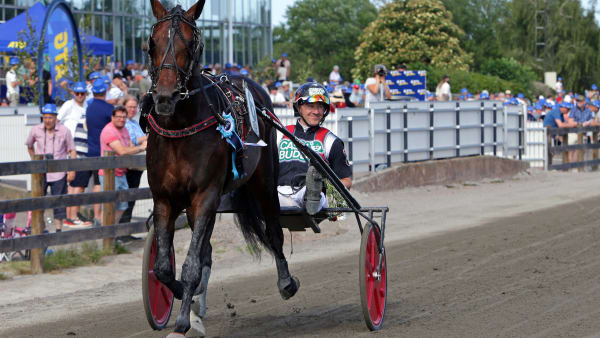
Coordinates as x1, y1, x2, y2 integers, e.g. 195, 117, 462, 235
5, 184, 600, 336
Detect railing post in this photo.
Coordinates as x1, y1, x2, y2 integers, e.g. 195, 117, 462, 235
493, 103, 497, 156
562, 130, 569, 171
386, 106, 391, 168
545, 127, 551, 170
347, 116, 353, 173
30, 154, 44, 274
102, 150, 115, 251
593, 131, 599, 171
369, 108, 375, 173
577, 128, 584, 172
480, 101, 485, 155
403, 104, 408, 163
455, 101, 460, 158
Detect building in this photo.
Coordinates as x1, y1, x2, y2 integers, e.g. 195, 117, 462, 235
0, 0, 272, 66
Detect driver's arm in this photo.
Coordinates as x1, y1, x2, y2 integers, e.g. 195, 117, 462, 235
340, 177, 352, 189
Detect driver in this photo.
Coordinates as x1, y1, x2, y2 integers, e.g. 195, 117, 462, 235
277, 82, 352, 215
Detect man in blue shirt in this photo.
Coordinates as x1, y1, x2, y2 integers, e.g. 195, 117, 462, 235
543, 102, 575, 129
85, 78, 114, 226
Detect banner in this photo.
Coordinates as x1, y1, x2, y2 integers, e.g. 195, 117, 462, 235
386, 70, 427, 101
46, 5, 74, 103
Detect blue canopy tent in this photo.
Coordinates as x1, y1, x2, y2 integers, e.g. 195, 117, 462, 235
0, 2, 113, 55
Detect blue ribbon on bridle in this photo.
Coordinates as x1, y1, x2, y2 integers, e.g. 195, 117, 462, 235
217, 113, 245, 180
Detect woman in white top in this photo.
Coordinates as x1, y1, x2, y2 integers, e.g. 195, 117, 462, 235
435, 75, 451, 101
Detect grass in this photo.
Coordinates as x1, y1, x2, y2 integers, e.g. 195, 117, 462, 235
0, 241, 130, 278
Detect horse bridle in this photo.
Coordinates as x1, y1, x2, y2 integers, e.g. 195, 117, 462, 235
147, 6, 203, 99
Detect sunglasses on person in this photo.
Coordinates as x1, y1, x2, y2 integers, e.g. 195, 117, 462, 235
74, 92, 86, 96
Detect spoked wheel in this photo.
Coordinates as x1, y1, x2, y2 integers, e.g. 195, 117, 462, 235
142, 225, 175, 330
359, 222, 387, 331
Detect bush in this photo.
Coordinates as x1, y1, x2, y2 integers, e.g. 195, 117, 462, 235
480, 57, 536, 90
423, 65, 530, 97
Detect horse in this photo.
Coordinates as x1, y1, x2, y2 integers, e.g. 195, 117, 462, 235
144, 0, 300, 336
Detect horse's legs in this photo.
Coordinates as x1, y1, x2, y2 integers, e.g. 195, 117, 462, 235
173, 211, 216, 334
153, 200, 183, 300
249, 156, 300, 300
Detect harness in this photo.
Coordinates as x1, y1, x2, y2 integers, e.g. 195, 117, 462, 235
147, 6, 202, 99
146, 7, 252, 179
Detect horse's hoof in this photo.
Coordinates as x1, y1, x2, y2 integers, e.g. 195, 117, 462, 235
278, 276, 300, 300
188, 309, 207, 337
166, 332, 186, 338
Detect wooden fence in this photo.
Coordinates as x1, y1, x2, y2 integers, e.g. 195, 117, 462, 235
547, 126, 600, 171
0, 153, 165, 273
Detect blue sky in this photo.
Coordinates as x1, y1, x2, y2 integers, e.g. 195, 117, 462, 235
272, 0, 297, 27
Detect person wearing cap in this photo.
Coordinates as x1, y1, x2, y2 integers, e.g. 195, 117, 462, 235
100, 105, 146, 225
349, 83, 363, 106
435, 75, 451, 101
276, 52, 291, 81
590, 100, 600, 123
86, 78, 114, 226
123, 60, 136, 83
268, 83, 287, 108
329, 65, 342, 86
365, 64, 392, 107
555, 76, 563, 94
25, 104, 76, 232
106, 73, 128, 105
567, 95, 596, 161
5, 56, 20, 106
544, 102, 577, 150
281, 81, 292, 101
57, 81, 92, 227
590, 84, 599, 100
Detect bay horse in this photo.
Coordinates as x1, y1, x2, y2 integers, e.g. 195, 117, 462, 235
145, 0, 299, 336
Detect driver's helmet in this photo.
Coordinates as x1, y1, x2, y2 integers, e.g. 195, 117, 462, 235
293, 82, 330, 117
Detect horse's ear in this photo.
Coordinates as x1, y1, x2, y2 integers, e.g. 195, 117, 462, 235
150, 0, 167, 19
186, 0, 206, 20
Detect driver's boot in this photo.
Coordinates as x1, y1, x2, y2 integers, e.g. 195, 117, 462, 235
304, 166, 323, 215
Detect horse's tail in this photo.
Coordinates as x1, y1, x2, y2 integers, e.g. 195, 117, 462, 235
231, 185, 272, 258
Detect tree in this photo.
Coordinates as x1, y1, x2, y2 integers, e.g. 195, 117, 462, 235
441, 0, 506, 71
273, 0, 377, 83
352, 0, 472, 81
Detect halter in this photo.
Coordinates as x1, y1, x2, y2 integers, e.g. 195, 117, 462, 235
147, 6, 203, 99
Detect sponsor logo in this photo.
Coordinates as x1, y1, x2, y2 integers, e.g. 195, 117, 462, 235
403, 89, 415, 95
404, 70, 415, 76
279, 139, 324, 162
410, 79, 422, 86
418, 70, 427, 76
391, 89, 400, 95
396, 79, 408, 86
417, 89, 427, 95
308, 87, 325, 96
8, 41, 26, 49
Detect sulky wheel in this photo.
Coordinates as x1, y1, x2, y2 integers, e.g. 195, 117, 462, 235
142, 225, 176, 330
359, 222, 387, 331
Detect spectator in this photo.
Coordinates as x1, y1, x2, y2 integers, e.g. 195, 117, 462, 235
269, 84, 287, 107
590, 100, 600, 122
5, 56, 20, 107
543, 102, 576, 151
568, 95, 595, 161
280, 81, 292, 102
276, 53, 291, 81
365, 64, 391, 107
25, 104, 76, 232
41, 59, 53, 105
68, 102, 93, 227
123, 60, 135, 83
329, 65, 342, 85
57, 81, 92, 227
99, 105, 146, 224
106, 73, 127, 105
555, 76, 563, 94
213, 63, 222, 74
86, 78, 114, 226
57, 82, 88, 138
435, 75, 451, 101
0, 97, 9, 106
396, 63, 407, 73
349, 84, 363, 107
120, 96, 147, 224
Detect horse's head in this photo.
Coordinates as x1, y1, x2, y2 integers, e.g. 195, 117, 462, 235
148, 0, 205, 116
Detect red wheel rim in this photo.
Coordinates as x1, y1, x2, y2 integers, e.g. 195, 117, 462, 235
364, 227, 386, 326
147, 237, 174, 326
